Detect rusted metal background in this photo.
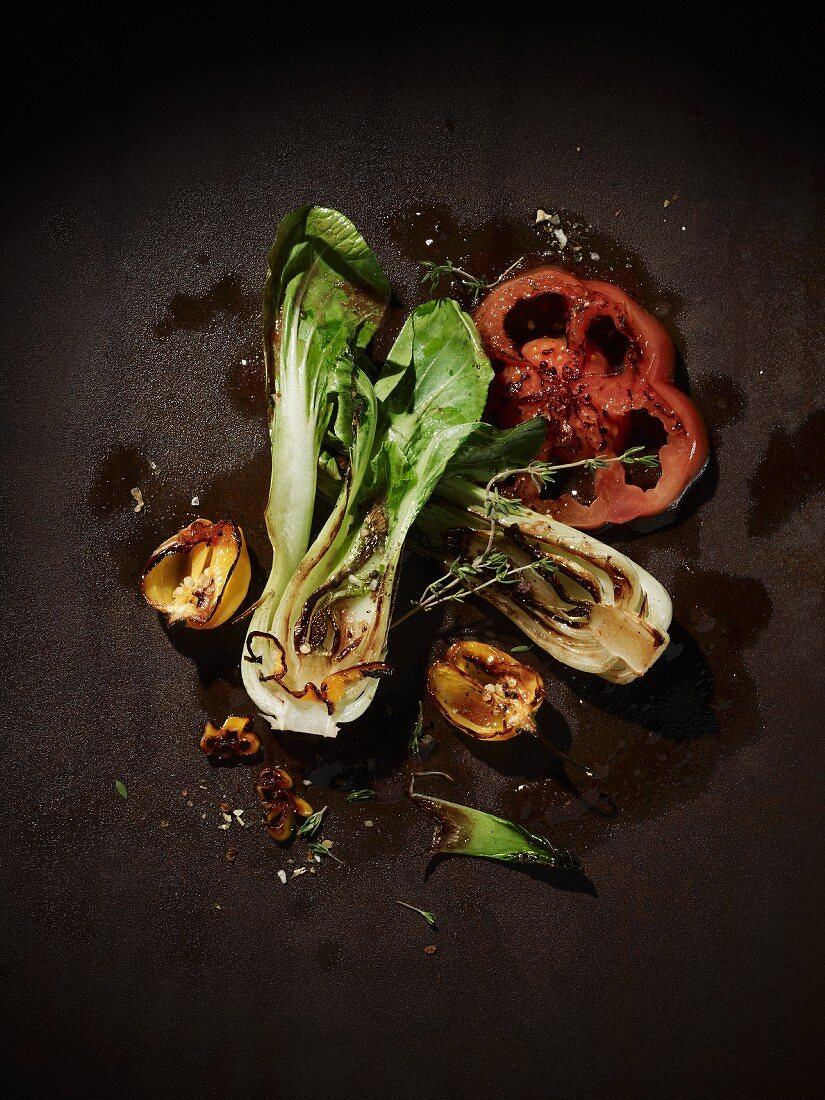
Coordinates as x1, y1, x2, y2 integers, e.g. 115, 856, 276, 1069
1, 7, 822, 1098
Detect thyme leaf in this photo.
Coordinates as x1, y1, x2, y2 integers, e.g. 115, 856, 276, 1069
395, 900, 438, 929
115, 780, 128, 800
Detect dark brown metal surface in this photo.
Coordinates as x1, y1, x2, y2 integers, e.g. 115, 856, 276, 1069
1, 8, 823, 1099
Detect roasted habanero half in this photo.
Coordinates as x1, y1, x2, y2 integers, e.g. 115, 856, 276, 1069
427, 640, 544, 741
141, 519, 251, 629
475, 267, 709, 528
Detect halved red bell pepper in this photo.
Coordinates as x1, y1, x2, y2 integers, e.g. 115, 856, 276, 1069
474, 267, 708, 528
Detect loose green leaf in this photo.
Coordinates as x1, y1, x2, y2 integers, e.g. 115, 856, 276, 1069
296, 806, 328, 839
396, 900, 438, 929
115, 780, 128, 800
510, 644, 532, 653
346, 789, 375, 802
411, 789, 582, 872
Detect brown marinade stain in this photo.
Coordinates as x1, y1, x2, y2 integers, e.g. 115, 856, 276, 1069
747, 408, 825, 537
155, 273, 258, 337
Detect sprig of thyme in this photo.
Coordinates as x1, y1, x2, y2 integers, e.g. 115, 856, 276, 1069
307, 840, 345, 864
296, 806, 327, 840
420, 256, 524, 304
392, 549, 558, 628
476, 444, 660, 558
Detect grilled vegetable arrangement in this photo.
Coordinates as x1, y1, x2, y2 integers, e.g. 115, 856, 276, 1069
139, 204, 709, 881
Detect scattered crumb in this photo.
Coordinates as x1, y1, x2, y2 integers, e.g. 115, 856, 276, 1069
159, 820, 169, 828
218, 822, 230, 831
130, 487, 145, 513
225, 847, 239, 863
302, 779, 312, 786
424, 945, 437, 956
219, 801, 231, 813
213, 903, 222, 910
240, 359, 248, 366
180, 790, 189, 798
149, 460, 158, 472
191, 495, 200, 507
663, 199, 670, 208
321, 839, 333, 849
364, 819, 374, 828
553, 227, 568, 249
292, 867, 307, 878
186, 800, 193, 807
277, 870, 287, 884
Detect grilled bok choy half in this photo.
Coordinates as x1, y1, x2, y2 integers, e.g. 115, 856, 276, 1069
417, 475, 672, 684
244, 240, 492, 735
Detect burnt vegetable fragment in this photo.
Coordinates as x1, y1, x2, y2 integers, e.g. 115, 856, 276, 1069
141, 518, 250, 629
256, 766, 313, 842
199, 715, 261, 759
411, 786, 582, 872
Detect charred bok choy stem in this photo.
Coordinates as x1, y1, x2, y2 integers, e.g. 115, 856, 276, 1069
245, 271, 492, 734
415, 476, 672, 684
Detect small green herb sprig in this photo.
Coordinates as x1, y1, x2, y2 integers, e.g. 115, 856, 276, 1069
408, 702, 424, 756
420, 257, 524, 305
296, 806, 327, 840
346, 789, 375, 803
307, 840, 345, 865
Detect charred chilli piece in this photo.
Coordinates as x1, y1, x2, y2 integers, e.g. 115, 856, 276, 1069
474, 266, 709, 528
427, 641, 595, 776
255, 766, 313, 842
428, 641, 544, 741
199, 715, 261, 759
141, 519, 251, 629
